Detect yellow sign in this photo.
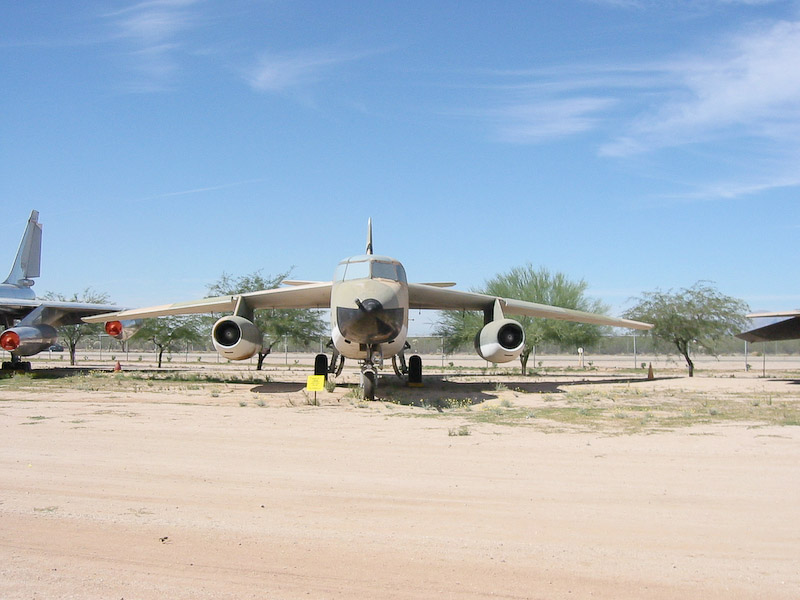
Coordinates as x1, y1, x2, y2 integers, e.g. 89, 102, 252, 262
306, 375, 326, 392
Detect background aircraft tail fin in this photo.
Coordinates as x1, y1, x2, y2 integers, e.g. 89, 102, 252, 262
4, 210, 42, 287
366, 218, 373, 255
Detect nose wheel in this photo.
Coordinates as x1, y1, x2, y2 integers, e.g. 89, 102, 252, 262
361, 367, 377, 401
358, 344, 384, 401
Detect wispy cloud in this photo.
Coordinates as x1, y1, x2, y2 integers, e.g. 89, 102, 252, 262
105, 0, 200, 92
658, 173, 800, 201
479, 19, 800, 154
474, 17, 800, 200
602, 20, 800, 156
244, 48, 369, 94
485, 97, 617, 143
129, 178, 267, 205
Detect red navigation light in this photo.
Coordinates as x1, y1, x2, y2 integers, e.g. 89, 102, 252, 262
0, 330, 20, 351
105, 321, 123, 337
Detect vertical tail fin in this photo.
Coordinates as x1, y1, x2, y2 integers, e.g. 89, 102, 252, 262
4, 210, 42, 287
365, 218, 373, 255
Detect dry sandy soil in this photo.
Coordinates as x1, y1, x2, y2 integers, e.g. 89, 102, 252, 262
2, 360, 799, 599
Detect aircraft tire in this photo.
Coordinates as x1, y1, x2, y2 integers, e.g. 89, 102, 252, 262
408, 355, 422, 384
314, 354, 328, 376
2, 361, 31, 372
363, 370, 376, 401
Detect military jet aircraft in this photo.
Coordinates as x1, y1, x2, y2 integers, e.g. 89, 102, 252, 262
0, 210, 140, 370
85, 220, 652, 399
737, 310, 800, 343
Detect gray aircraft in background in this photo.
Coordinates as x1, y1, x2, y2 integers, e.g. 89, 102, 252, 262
86, 219, 652, 399
0, 210, 138, 370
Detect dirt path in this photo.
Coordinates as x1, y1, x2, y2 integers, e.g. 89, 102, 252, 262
1, 371, 799, 598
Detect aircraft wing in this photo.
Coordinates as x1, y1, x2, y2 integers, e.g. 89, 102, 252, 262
0, 298, 125, 326
407, 283, 652, 330
83, 282, 333, 323
746, 310, 800, 319
737, 313, 800, 343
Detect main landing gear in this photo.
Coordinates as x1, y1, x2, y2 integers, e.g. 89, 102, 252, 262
392, 349, 422, 386
314, 345, 423, 401
2, 353, 31, 372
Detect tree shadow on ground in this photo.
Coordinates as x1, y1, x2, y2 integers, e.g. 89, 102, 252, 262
0, 367, 110, 380
0, 366, 274, 386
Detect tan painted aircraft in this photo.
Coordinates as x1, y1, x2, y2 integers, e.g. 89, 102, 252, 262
85, 220, 652, 399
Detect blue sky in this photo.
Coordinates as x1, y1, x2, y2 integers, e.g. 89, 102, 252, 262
3, 0, 800, 334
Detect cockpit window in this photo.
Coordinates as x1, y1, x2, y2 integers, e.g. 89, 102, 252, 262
335, 260, 370, 281
372, 261, 406, 282
334, 258, 407, 282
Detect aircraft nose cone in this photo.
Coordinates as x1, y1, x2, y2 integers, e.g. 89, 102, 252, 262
337, 297, 403, 345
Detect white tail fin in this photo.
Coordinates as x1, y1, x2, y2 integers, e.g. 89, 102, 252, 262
4, 210, 42, 287
365, 218, 373, 255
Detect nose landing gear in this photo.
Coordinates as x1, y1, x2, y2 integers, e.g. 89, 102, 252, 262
359, 344, 383, 401
361, 365, 377, 401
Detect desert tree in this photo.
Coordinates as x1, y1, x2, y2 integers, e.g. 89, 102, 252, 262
434, 264, 608, 375
206, 271, 327, 370
622, 281, 750, 377
41, 288, 110, 366
134, 316, 205, 368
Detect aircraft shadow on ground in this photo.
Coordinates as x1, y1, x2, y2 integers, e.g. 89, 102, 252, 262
507, 376, 678, 393
250, 382, 306, 393
3, 367, 675, 405
294, 374, 676, 409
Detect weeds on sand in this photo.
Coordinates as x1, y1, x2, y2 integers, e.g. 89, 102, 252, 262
448, 425, 471, 437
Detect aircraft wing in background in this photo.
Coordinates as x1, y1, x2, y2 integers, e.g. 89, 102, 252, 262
736, 310, 800, 343
1, 299, 126, 326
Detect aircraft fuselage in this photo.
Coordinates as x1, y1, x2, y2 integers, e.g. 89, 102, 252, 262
330, 254, 409, 362
0, 283, 36, 302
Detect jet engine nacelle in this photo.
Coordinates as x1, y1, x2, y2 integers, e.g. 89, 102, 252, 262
212, 315, 263, 361
474, 318, 525, 363
0, 325, 58, 357
104, 319, 144, 341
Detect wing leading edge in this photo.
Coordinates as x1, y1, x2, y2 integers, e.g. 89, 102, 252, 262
84, 280, 650, 330
1, 299, 128, 326
408, 283, 652, 330
83, 282, 333, 323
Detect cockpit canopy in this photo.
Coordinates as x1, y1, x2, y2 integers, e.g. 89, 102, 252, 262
334, 255, 407, 283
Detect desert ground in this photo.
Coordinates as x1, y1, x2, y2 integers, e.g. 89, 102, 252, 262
2, 355, 799, 599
